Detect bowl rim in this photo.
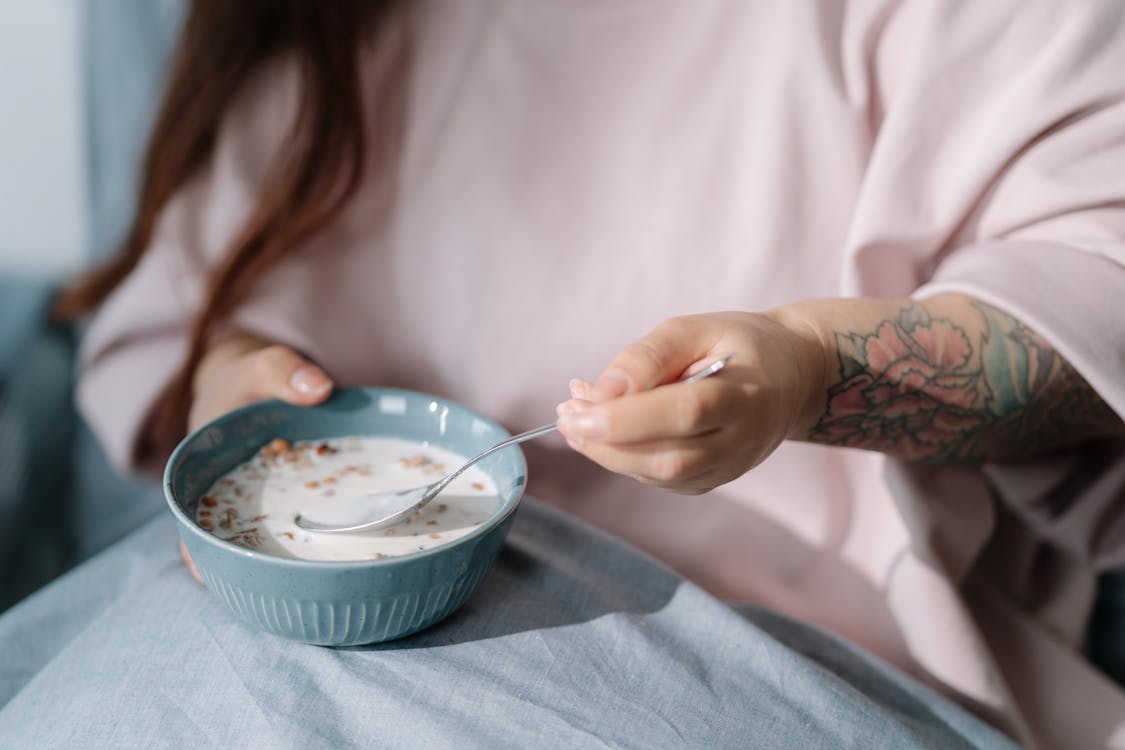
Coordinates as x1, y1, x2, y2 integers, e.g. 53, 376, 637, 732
163, 386, 526, 570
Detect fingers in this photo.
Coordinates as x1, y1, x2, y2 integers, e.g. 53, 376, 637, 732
558, 312, 803, 493
587, 317, 719, 401
558, 379, 734, 444
566, 428, 735, 493
246, 345, 333, 405
190, 339, 334, 430
556, 380, 748, 493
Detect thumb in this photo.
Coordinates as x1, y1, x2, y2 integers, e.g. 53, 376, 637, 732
247, 345, 334, 405
590, 317, 715, 401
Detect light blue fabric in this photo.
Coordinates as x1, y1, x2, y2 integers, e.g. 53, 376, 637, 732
0, 278, 54, 375
0, 275, 160, 611
0, 498, 1020, 749
0, 279, 75, 611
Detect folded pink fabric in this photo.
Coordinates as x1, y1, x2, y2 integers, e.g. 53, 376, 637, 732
79, 2, 1125, 746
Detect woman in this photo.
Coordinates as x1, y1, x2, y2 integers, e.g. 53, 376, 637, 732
60, 1, 1125, 746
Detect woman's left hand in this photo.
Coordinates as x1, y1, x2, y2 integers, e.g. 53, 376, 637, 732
556, 311, 827, 494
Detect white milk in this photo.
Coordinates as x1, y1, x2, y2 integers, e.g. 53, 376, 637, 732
195, 436, 501, 561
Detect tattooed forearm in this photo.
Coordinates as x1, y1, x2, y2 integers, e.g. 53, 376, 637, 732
808, 300, 1123, 462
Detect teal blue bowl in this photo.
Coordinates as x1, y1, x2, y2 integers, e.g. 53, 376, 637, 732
164, 387, 527, 646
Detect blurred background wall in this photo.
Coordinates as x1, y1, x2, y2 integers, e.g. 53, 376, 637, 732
0, 1, 89, 276
0, 0, 183, 276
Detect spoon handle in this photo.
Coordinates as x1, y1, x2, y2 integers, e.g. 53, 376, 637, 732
683, 353, 733, 383
428, 423, 558, 497
428, 355, 732, 498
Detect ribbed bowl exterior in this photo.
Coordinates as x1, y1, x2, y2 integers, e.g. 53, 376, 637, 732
165, 388, 526, 647
197, 563, 489, 646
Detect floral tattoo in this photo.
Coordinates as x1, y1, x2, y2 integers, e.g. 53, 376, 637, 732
809, 302, 1121, 462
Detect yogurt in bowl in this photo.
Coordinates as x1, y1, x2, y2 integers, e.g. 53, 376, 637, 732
195, 436, 501, 560
165, 387, 527, 646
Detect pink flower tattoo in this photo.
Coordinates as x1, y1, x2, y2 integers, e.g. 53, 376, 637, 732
810, 302, 1121, 461
812, 306, 987, 457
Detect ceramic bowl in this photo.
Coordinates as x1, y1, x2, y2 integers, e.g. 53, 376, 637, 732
164, 387, 526, 646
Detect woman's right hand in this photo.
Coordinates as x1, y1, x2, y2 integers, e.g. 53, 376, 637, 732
180, 333, 334, 582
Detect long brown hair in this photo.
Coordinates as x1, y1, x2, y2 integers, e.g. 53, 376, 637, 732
55, 0, 402, 460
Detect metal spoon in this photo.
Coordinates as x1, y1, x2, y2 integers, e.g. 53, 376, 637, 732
295, 354, 733, 534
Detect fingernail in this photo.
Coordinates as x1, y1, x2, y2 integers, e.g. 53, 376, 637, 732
556, 400, 585, 417
569, 378, 590, 400
559, 411, 608, 439
290, 366, 331, 396
593, 369, 630, 398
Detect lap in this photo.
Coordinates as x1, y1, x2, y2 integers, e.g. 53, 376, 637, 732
0, 498, 1017, 749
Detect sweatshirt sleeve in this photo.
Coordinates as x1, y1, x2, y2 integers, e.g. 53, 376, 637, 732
907, 2, 1125, 419
857, 3, 1125, 416
853, 0, 1125, 564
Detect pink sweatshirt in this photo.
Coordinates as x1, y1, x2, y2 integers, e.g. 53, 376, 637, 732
80, 2, 1125, 747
